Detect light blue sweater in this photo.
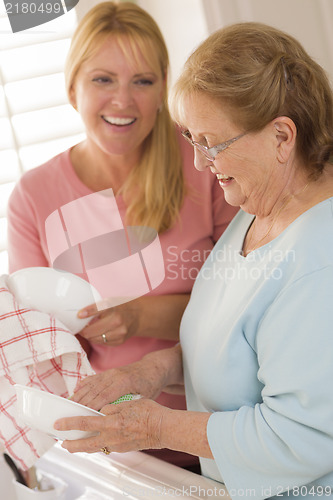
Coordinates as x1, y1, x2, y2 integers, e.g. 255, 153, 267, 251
180, 198, 333, 500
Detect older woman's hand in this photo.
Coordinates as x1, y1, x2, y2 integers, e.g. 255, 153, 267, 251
70, 346, 183, 411
55, 398, 167, 454
55, 397, 214, 460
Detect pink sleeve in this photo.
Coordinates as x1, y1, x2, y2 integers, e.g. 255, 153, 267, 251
7, 181, 49, 273
211, 179, 239, 243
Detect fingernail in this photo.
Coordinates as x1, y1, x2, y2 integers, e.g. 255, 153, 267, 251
54, 422, 60, 430
78, 310, 88, 318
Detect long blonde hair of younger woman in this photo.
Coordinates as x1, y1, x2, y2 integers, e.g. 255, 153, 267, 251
65, 1, 184, 233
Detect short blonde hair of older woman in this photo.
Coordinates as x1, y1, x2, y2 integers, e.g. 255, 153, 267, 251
171, 22, 333, 179
65, 1, 184, 233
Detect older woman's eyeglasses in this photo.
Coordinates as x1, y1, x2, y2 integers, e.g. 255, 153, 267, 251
181, 130, 246, 162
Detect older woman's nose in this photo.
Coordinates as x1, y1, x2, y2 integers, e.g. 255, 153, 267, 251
194, 150, 213, 172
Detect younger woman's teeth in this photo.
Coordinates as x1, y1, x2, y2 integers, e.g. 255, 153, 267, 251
103, 116, 136, 126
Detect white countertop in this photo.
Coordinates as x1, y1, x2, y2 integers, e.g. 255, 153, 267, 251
1, 443, 230, 499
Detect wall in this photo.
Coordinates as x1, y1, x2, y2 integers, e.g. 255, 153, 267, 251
138, 0, 209, 85
201, 0, 333, 83
138, 0, 333, 86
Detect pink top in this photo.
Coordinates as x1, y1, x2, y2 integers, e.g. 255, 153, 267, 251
7, 135, 237, 466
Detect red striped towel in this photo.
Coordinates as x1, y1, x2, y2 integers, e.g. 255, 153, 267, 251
0, 275, 94, 470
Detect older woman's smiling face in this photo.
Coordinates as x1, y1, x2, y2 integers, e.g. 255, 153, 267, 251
181, 93, 281, 215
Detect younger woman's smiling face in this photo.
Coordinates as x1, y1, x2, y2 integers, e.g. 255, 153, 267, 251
181, 92, 282, 215
70, 35, 165, 160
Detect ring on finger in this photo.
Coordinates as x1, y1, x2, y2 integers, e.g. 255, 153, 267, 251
100, 446, 111, 455
102, 333, 107, 343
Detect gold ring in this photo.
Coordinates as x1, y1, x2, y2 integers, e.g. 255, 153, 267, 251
100, 446, 111, 455
102, 333, 107, 343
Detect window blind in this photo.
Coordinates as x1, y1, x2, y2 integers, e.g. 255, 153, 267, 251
0, 3, 85, 274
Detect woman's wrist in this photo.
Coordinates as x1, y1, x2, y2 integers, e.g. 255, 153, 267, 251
133, 294, 190, 340
141, 344, 183, 389
158, 408, 213, 459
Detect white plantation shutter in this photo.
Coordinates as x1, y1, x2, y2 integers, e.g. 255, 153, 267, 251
0, 3, 85, 274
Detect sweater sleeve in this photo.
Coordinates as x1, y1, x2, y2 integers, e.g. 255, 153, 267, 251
207, 266, 333, 499
7, 179, 49, 272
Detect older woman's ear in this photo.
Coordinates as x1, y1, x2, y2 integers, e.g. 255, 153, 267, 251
273, 117, 297, 164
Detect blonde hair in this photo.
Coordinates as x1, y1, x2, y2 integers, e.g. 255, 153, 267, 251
171, 22, 333, 178
65, 1, 184, 232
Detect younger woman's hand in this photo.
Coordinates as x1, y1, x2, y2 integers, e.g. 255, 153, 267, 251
77, 300, 140, 346
77, 294, 190, 345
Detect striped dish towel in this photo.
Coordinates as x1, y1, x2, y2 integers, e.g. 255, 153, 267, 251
0, 274, 94, 470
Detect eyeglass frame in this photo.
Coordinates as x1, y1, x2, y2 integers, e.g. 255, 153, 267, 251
181, 129, 247, 162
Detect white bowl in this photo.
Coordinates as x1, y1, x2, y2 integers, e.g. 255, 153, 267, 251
15, 384, 103, 441
7, 267, 102, 334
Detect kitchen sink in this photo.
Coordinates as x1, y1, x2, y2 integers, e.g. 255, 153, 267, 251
1, 443, 229, 499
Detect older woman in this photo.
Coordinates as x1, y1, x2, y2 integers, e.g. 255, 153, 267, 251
55, 22, 333, 499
